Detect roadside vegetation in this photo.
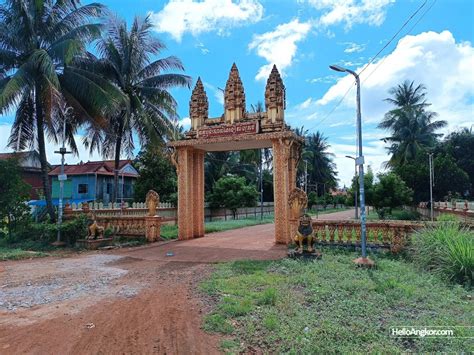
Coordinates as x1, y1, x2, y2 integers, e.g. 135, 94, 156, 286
411, 214, 473, 287
200, 250, 473, 353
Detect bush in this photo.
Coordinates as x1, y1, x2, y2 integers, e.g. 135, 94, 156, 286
10, 215, 89, 246
410, 222, 473, 287
389, 209, 420, 220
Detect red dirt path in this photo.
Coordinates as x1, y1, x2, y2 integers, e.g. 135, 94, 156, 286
0, 223, 285, 354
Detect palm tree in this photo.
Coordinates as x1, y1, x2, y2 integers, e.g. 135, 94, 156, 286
379, 80, 447, 166
300, 131, 338, 195
0, 0, 124, 221
82, 15, 191, 203
383, 109, 446, 166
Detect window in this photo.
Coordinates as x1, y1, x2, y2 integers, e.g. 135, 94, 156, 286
78, 184, 88, 194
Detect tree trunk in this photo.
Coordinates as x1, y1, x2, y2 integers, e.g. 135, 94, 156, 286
35, 83, 56, 222
112, 120, 124, 205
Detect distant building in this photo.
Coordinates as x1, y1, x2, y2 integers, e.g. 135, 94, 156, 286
330, 187, 348, 197
0, 150, 47, 199
48, 160, 139, 204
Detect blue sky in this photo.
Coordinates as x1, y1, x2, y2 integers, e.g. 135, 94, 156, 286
0, 0, 473, 186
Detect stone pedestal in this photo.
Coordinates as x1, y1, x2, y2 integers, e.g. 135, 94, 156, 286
145, 215, 162, 242
76, 238, 113, 250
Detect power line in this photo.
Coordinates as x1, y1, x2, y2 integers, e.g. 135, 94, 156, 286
362, 0, 437, 85
307, 0, 430, 132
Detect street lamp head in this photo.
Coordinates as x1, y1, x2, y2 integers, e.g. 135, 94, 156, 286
329, 64, 347, 73
345, 155, 355, 160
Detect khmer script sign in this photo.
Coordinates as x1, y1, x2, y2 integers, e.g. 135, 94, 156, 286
197, 121, 258, 139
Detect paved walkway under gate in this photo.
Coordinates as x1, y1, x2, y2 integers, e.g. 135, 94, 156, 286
116, 208, 355, 263
117, 223, 288, 263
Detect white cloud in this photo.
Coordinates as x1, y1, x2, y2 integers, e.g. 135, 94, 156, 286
0, 123, 110, 165
196, 42, 210, 55
149, 0, 264, 42
249, 19, 311, 81
317, 31, 474, 131
179, 117, 191, 129
342, 41, 366, 53
203, 81, 224, 106
303, 0, 394, 29
330, 139, 389, 187
306, 74, 338, 84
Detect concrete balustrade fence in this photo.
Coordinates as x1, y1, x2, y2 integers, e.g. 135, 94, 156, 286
311, 220, 426, 253
66, 201, 275, 225
417, 201, 474, 224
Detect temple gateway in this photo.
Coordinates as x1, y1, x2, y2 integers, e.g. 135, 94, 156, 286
169, 63, 303, 244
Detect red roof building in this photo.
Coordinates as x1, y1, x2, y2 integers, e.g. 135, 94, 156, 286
0, 151, 47, 199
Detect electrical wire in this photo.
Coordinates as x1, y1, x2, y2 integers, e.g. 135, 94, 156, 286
306, 0, 430, 133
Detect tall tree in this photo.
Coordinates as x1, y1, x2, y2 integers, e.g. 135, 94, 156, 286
83, 15, 191, 203
440, 128, 474, 197
0, 0, 123, 221
299, 131, 338, 195
379, 80, 447, 166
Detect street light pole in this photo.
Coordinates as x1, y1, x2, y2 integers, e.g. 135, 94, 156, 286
53, 107, 72, 246
345, 155, 358, 219
260, 149, 264, 220
429, 153, 434, 221
304, 160, 308, 194
330, 64, 373, 267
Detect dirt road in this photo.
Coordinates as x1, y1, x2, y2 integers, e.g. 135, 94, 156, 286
0, 224, 286, 354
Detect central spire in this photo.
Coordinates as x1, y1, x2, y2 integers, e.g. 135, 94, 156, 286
224, 63, 246, 123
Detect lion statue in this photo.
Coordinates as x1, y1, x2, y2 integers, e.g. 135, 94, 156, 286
87, 220, 105, 240
294, 214, 314, 254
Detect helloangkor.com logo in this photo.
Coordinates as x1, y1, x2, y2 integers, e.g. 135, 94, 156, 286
390, 326, 473, 338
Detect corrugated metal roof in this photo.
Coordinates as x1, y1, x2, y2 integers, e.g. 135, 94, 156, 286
49, 160, 137, 177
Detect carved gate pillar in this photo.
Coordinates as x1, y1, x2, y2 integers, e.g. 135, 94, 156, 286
175, 147, 205, 240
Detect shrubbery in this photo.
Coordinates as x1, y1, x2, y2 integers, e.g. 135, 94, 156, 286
410, 219, 473, 287
4, 214, 89, 247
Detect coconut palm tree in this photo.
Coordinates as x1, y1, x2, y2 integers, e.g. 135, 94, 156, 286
383, 108, 447, 166
379, 80, 447, 166
300, 131, 338, 195
0, 0, 124, 221
81, 15, 191, 203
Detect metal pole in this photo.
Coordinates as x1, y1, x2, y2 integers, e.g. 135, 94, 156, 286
354, 73, 367, 258
330, 63, 371, 265
55, 111, 70, 244
429, 153, 434, 221
304, 160, 308, 193
259, 149, 264, 220
354, 162, 358, 220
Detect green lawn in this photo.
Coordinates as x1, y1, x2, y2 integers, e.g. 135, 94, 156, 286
200, 250, 473, 353
161, 214, 275, 240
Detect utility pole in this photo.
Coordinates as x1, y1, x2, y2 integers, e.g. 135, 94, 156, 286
330, 64, 373, 267
304, 160, 308, 193
259, 149, 264, 220
53, 107, 72, 246
429, 153, 434, 221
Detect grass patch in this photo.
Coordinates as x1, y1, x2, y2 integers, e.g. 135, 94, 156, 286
160, 215, 274, 240
0, 238, 55, 261
203, 313, 234, 334
0, 247, 48, 261
200, 251, 473, 353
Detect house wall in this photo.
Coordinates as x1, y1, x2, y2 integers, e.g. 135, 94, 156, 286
22, 171, 43, 199
52, 174, 136, 202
